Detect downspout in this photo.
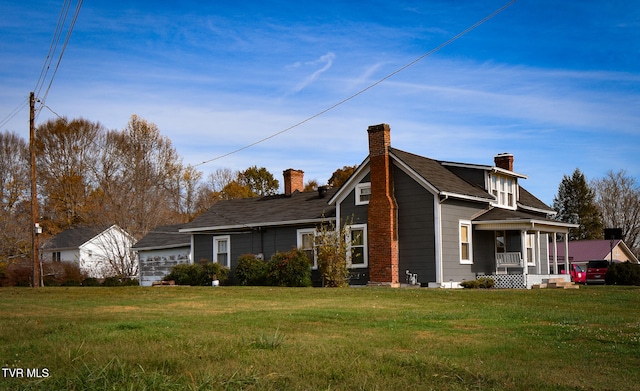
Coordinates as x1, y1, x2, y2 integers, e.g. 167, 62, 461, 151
435, 194, 448, 286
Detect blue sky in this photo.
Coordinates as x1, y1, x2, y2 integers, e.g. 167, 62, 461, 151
1, 0, 639, 204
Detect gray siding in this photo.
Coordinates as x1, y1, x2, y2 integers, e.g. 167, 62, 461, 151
192, 226, 315, 283
440, 199, 487, 282
394, 166, 436, 284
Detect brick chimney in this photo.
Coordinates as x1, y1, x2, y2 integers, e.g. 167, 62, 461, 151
283, 169, 304, 195
366, 124, 399, 287
494, 153, 514, 171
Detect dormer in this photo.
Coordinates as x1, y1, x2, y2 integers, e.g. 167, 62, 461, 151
488, 153, 528, 210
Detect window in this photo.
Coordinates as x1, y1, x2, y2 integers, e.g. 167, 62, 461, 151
213, 236, 230, 267
495, 231, 506, 253
526, 233, 536, 266
52, 252, 61, 262
460, 221, 472, 264
347, 224, 367, 268
297, 229, 317, 269
490, 174, 516, 208
355, 183, 371, 205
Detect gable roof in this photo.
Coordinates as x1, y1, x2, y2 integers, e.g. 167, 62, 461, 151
132, 224, 191, 251
549, 239, 639, 263
180, 188, 338, 232
390, 148, 493, 201
41, 225, 112, 251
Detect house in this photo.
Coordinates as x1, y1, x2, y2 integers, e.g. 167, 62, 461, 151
180, 123, 577, 288
549, 239, 639, 270
327, 123, 577, 288
132, 224, 192, 286
40, 225, 137, 279
179, 169, 338, 285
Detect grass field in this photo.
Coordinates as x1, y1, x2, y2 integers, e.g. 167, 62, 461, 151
0, 286, 639, 390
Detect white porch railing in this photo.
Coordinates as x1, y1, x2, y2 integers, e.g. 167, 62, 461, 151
496, 252, 522, 267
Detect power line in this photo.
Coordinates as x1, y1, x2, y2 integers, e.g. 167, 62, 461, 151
0, 97, 29, 130
32, 0, 84, 121
195, 0, 518, 167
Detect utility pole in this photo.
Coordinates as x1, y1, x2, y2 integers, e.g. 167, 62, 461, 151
30, 92, 40, 287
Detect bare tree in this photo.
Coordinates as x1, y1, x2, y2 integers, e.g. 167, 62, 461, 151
592, 170, 640, 258
0, 131, 31, 262
94, 115, 184, 238
79, 226, 137, 279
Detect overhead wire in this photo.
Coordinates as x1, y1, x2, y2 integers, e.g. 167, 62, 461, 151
194, 0, 518, 168
37, 0, 84, 119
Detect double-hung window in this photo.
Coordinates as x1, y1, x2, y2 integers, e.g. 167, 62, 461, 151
355, 183, 371, 205
347, 224, 367, 268
459, 221, 472, 264
297, 228, 317, 269
490, 174, 516, 208
213, 236, 230, 268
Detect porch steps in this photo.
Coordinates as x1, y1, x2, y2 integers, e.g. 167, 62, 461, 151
532, 278, 579, 290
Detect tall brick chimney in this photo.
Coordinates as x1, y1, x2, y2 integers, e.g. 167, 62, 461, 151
283, 169, 304, 196
366, 124, 399, 287
494, 153, 514, 171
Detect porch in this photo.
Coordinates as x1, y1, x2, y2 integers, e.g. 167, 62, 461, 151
472, 208, 577, 289
476, 272, 571, 289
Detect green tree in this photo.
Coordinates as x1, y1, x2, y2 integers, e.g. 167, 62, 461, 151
238, 166, 279, 196
552, 168, 603, 240
328, 165, 357, 188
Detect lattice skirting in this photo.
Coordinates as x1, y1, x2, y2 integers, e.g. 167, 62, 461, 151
477, 273, 526, 289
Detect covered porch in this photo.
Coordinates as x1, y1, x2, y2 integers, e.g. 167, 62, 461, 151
472, 208, 578, 288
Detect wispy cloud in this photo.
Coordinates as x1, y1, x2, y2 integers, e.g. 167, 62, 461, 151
292, 52, 336, 93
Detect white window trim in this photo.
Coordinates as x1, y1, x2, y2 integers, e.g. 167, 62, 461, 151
297, 228, 318, 269
489, 174, 517, 210
526, 233, 536, 266
459, 220, 473, 264
213, 235, 231, 268
347, 224, 368, 268
355, 182, 371, 205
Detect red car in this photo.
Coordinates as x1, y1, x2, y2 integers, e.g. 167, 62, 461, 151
585, 260, 610, 285
569, 263, 586, 284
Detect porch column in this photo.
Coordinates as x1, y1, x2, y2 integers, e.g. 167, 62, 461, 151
521, 230, 528, 276
535, 231, 541, 275
551, 233, 557, 274
563, 233, 569, 275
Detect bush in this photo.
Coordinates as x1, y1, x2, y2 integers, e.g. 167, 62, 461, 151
605, 262, 640, 285
460, 277, 495, 289
164, 260, 229, 286
82, 277, 101, 286
266, 249, 312, 287
235, 254, 268, 286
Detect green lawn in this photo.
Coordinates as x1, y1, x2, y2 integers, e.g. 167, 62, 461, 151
1, 286, 639, 390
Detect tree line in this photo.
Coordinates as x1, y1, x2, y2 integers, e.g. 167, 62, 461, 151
552, 168, 640, 258
0, 115, 357, 267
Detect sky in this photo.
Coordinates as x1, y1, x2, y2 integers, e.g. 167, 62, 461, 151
1, 0, 639, 205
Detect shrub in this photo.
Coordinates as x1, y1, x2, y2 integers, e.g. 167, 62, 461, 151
82, 277, 101, 286
315, 220, 351, 288
460, 277, 495, 289
605, 262, 640, 285
235, 254, 268, 286
164, 260, 229, 286
266, 249, 312, 287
